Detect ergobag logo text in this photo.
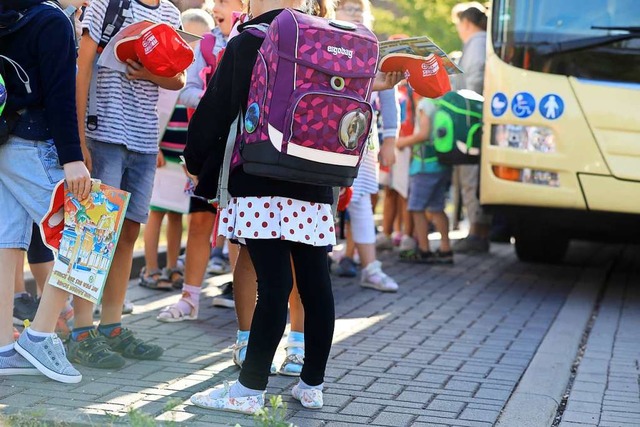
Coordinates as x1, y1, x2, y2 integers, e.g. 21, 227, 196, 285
327, 45, 354, 59
217, 9, 379, 207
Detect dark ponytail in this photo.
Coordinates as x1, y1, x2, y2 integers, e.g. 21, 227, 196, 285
458, 6, 487, 31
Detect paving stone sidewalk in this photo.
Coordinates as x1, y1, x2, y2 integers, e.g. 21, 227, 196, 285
0, 242, 612, 426
558, 246, 640, 427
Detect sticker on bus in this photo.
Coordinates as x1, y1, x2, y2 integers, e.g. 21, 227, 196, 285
491, 93, 508, 117
539, 94, 564, 120
511, 92, 536, 118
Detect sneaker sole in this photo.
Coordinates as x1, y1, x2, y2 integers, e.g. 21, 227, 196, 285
0, 367, 41, 376
278, 369, 302, 377
13, 317, 27, 326
360, 283, 398, 293
211, 299, 235, 308
190, 397, 262, 414
14, 342, 82, 384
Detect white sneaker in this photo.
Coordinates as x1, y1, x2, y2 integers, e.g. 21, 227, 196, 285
375, 234, 393, 250
399, 235, 417, 251
207, 255, 230, 275
292, 384, 323, 409
190, 381, 265, 414
361, 261, 398, 292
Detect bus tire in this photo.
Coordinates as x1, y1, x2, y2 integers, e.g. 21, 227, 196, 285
514, 226, 569, 264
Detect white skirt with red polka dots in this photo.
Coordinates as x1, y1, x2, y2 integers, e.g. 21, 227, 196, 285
218, 197, 336, 247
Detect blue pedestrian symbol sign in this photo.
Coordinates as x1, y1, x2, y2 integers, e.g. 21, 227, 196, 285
539, 94, 564, 120
491, 93, 508, 117
511, 92, 536, 118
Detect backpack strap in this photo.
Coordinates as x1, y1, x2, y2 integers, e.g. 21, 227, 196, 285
200, 33, 218, 68
88, 0, 131, 131
97, 0, 132, 53
243, 23, 269, 38
216, 111, 243, 209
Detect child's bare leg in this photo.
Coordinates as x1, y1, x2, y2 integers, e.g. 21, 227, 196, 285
233, 245, 257, 331
166, 212, 183, 269
31, 284, 71, 334
382, 188, 398, 237
411, 211, 431, 253
30, 261, 54, 294
143, 210, 165, 274
1, 249, 21, 345
184, 211, 215, 286
99, 219, 140, 325
430, 211, 451, 252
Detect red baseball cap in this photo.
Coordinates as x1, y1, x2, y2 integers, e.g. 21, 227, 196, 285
115, 22, 194, 77
40, 180, 66, 251
380, 53, 451, 98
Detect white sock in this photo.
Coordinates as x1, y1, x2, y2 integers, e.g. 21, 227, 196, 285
26, 328, 55, 338
229, 380, 264, 398
297, 379, 323, 391
176, 284, 201, 314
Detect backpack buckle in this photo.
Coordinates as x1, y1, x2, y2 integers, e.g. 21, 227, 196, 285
87, 115, 98, 131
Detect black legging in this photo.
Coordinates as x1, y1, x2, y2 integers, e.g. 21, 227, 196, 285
239, 239, 335, 390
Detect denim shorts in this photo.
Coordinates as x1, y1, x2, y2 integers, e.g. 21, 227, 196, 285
88, 138, 157, 224
0, 136, 65, 250
408, 171, 452, 213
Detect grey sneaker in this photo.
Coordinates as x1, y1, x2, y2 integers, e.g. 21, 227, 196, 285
15, 329, 82, 384
452, 236, 490, 254
0, 348, 40, 376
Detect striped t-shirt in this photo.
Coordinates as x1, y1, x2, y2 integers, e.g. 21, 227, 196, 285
82, 0, 181, 153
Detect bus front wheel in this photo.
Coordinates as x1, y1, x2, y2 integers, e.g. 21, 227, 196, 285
514, 224, 569, 264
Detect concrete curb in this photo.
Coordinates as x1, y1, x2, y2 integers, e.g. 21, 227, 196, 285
495, 266, 608, 427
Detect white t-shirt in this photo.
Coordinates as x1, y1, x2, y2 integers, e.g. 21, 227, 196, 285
82, 0, 181, 153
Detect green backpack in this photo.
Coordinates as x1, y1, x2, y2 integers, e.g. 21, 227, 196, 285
432, 90, 484, 165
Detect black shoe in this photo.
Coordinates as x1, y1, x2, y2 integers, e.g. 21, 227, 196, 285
211, 282, 235, 308
431, 249, 454, 264
13, 293, 39, 326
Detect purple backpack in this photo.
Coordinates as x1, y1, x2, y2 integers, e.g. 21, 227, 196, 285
218, 9, 379, 205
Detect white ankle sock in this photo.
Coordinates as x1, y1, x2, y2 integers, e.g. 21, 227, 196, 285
297, 379, 323, 391
229, 380, 264, 398
26, 328, 55, 338
176, 284, 200, 315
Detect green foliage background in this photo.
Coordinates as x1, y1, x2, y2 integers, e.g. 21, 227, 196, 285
372, 0, 464, 54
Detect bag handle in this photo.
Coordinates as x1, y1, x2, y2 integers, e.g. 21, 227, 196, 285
216, 111, 243, 208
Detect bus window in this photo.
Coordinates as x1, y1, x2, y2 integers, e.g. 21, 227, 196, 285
492, 0, 640, 83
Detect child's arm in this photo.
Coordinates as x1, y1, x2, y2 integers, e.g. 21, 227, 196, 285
378, 88, 399, 167
396, 107, 430, 149
75, 32, 97, 172
125, 59, 186, 90
179, 48, 208, 109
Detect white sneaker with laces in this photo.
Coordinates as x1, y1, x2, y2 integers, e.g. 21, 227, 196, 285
190, 381, 265, 414
375, 234, 393, 250
360, 260, 398, 292
291, 384, 323, 409
399, 235, 418, 251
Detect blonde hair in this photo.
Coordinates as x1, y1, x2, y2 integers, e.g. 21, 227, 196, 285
181, 8, 216, 31
336, 0, 373, 28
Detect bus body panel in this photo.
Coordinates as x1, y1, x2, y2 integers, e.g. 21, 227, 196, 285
579, 174, 640, 214
480, 54, 614, 211
570, 78, 640, 181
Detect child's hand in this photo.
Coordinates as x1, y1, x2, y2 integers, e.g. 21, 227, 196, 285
63, 161, 92, 200
379, 137, 397, 167
372, 71, 404, 91
157, 151, 166, 168
125, 59, 153, 82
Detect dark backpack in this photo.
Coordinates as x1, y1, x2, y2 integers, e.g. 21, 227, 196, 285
433, 90, 484, 165
0, 2, 55, 144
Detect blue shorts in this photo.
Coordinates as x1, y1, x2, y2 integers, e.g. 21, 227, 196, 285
88, 138, 157, 224
0, 136, 64, 250
408, 171, 451, 213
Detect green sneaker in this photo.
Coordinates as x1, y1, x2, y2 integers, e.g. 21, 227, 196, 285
66, 329, 126, 369
102, 327, 164, 360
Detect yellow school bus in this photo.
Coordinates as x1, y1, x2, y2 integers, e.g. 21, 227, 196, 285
480, 0, 640, 262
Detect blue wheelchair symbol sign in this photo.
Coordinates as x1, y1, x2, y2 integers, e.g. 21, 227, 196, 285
511, 92, 536, 118
491, 93, 508, 117
539, 94, 564, 120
